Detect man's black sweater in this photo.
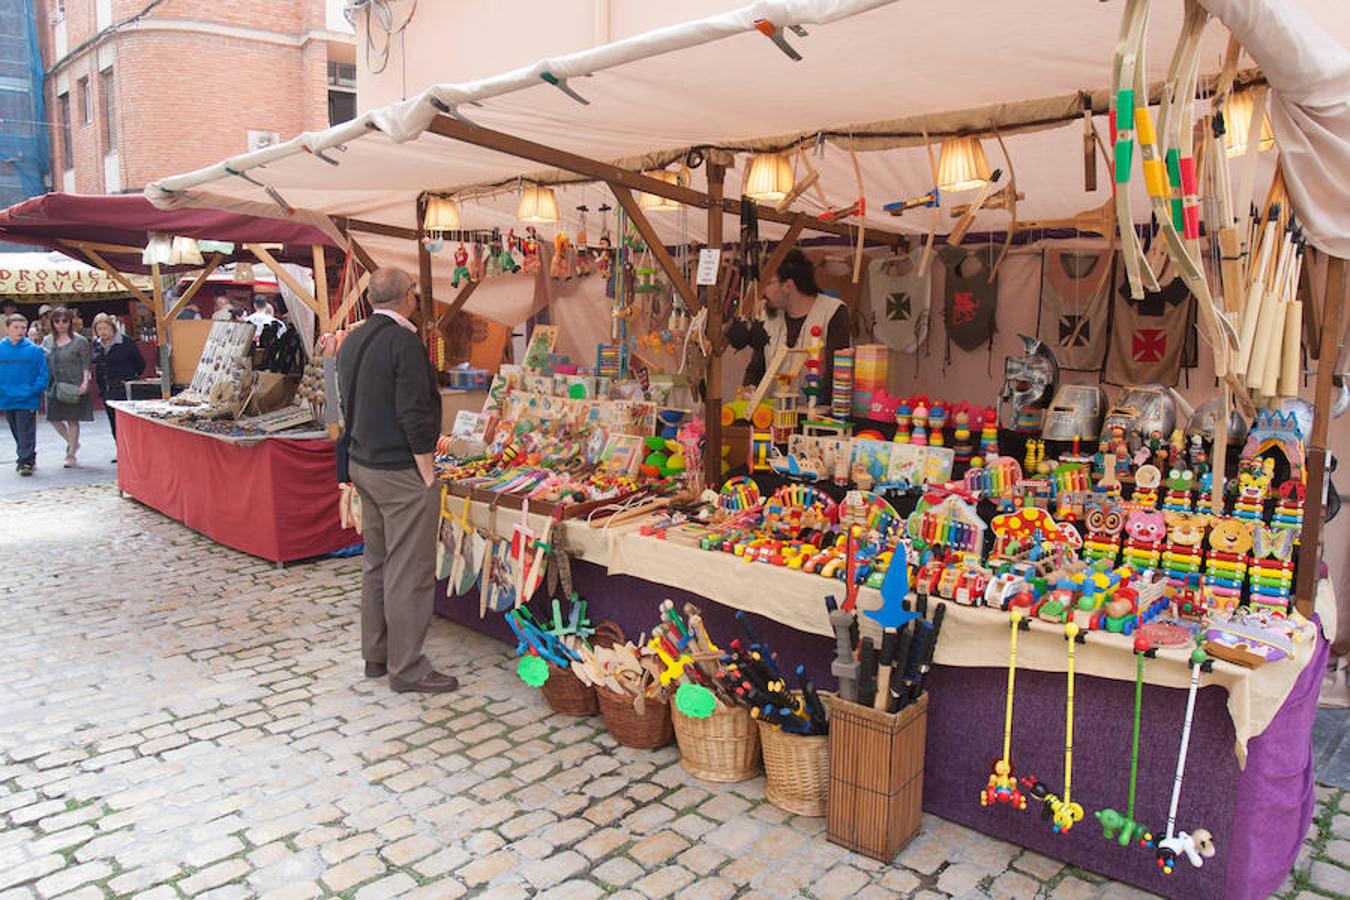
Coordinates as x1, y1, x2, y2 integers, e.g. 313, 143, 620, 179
336, 315, 441, 470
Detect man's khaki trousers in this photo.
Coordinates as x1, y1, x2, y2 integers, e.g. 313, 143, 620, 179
350, 461, 439, 683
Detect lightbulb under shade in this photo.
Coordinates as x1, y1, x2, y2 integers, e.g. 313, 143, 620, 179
423, 197, 462, 232
517, 185, 560, 223
937, 136, 992, 192
1223, 90, 1276, 158
639, 170, 681, 211
744, 153, 794, 202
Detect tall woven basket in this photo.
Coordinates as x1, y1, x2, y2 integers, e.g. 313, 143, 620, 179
595, 685, 675, 749
757, 696, 830, 817
540, 663, 597, 717
672, 702, 761, 783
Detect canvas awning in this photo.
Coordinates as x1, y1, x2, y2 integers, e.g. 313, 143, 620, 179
143, 0, 1349, 326
0, 250, 153, 302
0, 192, 341, 275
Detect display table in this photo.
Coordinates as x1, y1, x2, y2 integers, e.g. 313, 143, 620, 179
114, 406, 358, 563
433, 497, 1329, 900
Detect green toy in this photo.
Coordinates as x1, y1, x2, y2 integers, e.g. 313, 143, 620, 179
517, 655, 550, 687
675, 682, 717, 719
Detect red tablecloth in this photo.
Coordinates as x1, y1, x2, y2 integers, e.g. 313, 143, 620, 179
115, 409, 358, 562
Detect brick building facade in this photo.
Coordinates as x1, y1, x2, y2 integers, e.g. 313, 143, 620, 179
40, 0, 354, 194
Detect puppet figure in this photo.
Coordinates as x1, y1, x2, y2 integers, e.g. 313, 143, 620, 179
451, 244, 474, 287
522, 227, 542, 274
551, 231, 573, 280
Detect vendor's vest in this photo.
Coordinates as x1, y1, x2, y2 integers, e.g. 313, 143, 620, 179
867, 252, 930, 353
762, 294, 845, 391
1105, 264, 1197, 386
1038, 248, 1112, 371
940, 246, 998, 352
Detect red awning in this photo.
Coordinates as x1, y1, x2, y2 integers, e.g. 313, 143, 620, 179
0, 193, 340, 274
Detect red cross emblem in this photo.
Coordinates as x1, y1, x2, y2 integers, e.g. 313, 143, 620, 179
1132, 328, 1167, 363
952, 291, 978, 325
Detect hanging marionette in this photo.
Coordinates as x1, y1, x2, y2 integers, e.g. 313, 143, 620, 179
550, 230, 573, 280
521, 227, 541, 274
451, 243, 473, 287
501, 228, 523, 273
574, 205, 593, 276
595, 203, 614, 283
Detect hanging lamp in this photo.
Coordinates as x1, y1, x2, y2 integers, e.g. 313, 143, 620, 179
936, 135, 992, 192
639, 170, 682, 212
169, 236, 204, 266
1222, 89, 1275, 158
423, 196, 462, 232
744, 152, 794, 202
517, 185, 560, 223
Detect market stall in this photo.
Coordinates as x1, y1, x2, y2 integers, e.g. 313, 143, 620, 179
143, 1, 1349, 897
113, 403, 357, 563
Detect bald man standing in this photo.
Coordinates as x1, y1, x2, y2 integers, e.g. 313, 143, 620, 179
337, 268, 456, 693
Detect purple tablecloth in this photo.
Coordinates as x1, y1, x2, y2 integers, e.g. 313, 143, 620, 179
436, 559, 1325, 900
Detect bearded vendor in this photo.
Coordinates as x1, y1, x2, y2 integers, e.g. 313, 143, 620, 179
725, 248, 849, 404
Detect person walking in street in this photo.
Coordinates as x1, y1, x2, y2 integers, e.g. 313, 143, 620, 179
91, 313, 145, 460
336, 268, 455, 694
41, 306, 94, 467
0, 313, 48, 476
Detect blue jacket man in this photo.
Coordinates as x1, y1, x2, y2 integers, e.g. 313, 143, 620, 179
1, 313, 50, 474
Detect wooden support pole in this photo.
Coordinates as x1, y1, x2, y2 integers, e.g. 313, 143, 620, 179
245, 243, 321, 315
703, 162, 726, 491
1295, 255, 1347, 618
60, 239, 150, 257
150, 262, 169, 398
608, 183, 702, 315
761, 213, 807, 282
345, 236, 380, 274
312, 245, 331, 336
415, 195, 436, 349
165, 253, 225, 321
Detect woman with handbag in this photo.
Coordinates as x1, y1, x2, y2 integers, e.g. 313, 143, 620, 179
41, 307, 93, 467
91, 313, 145, 458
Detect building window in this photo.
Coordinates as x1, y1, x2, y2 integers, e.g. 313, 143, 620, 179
328, 90, 356, 126
77, 76, 90, 123
57, 92, 72, 167
326, 61, 356, 89
100, 68, 116, 153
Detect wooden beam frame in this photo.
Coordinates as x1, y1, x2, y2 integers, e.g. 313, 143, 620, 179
608, 184, 701, 315
435, 279, 479, 330
245, 243, 321, 315
149, 262, 170, 398
423, 113, 909, 248
60, 239, 147, 257
311, 245, 331, 336
761, 213, 807, 281
71, 244, 155, 308
332, 216, 419, 241
1295, 255, 1346, 618
165, 253, 225, 321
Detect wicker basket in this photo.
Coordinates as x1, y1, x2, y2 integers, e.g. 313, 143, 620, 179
595, 685, 675, 749
824, 693, 928, 861
757, 700, 830, 817
672, 702, 761, 783
540, 662, 597, 717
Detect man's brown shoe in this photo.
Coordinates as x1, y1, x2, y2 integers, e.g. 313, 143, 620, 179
364, 662, 387, 678
390, 670, 459, 694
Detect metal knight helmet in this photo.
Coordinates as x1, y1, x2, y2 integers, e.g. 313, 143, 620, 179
998, 334, 1060, 431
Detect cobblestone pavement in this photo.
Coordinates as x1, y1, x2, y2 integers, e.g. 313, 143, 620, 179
1, 484, 1343, 899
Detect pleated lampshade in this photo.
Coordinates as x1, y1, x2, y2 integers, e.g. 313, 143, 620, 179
1223, 90, 1275, 158
169, 236, 204, 266
517, 185, 560, 223
937, 135, 992, 192
141, 232, 173, 266
744, 153, 794, 202
422, 197, 462, 232
639, 170, 681, 211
